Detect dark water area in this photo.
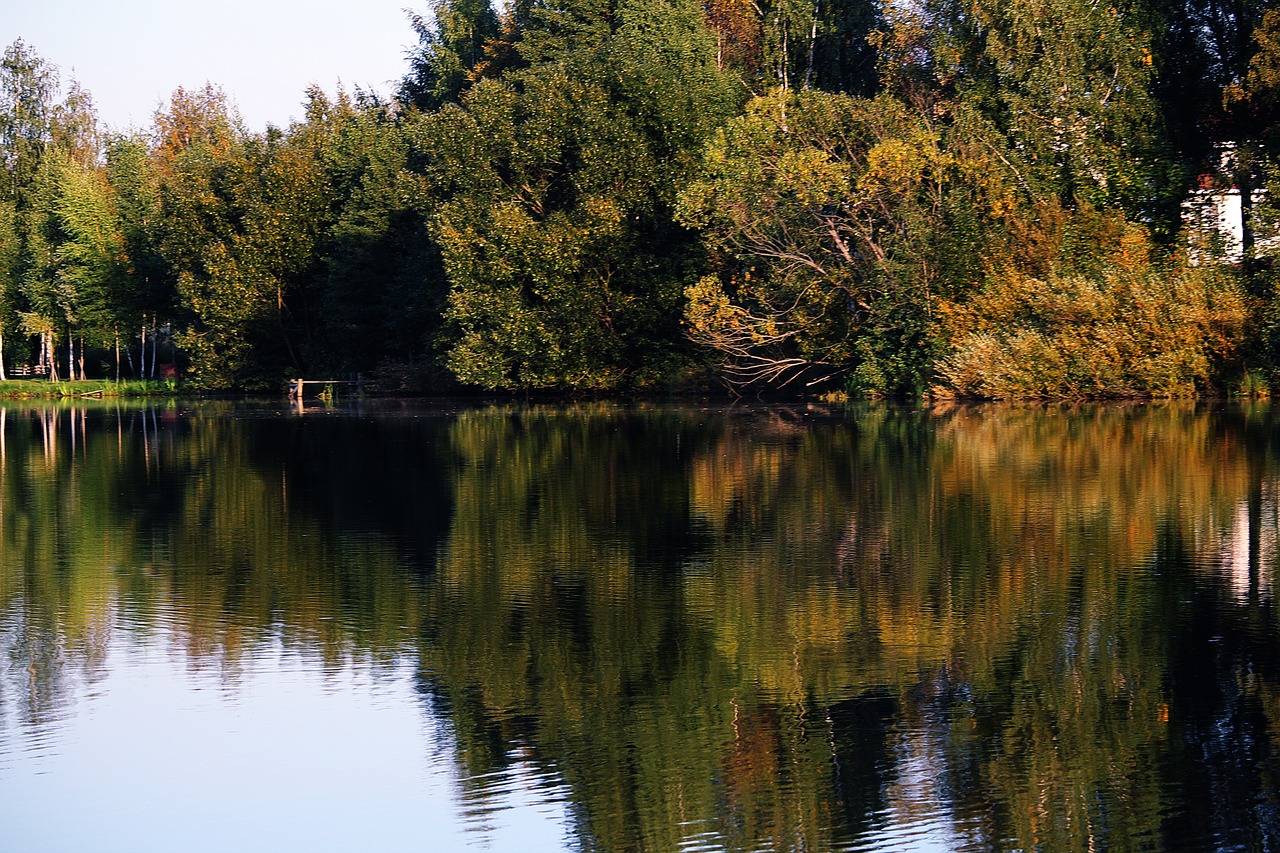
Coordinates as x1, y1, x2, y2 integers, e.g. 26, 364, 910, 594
2, 399, 1280, 852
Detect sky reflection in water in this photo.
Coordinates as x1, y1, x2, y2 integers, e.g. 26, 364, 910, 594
1, 624, 573, 853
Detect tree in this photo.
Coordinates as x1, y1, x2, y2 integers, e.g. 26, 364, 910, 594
505, 0, 616, 67
416, 0, 741, 390
19, 150, 71, 379
0, 40, 60, 205
400, 0, 502, 110
104, 133, 174, 377
151, 85, 265, 387
920, 0, 1168, 219
702, 0, 881, 96
0, 40, 92, 377
807, 0, 882, 95
0, 198, 17, 378
317, 93, 449, 379
422, 75, 645, 389
1222, 8, 1280, 200
704, 0, 763, 77
676, 90, 1011, 393
238, 115, 335, 374
52, 155, 130, 376
153, 84, 350, 388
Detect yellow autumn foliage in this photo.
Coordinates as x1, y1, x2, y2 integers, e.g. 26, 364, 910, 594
937, 214, 1248, 398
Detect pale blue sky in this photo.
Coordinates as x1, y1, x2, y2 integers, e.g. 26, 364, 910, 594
3, 0, 420, 132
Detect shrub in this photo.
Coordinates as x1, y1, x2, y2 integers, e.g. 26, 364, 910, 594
937, 220, 1247, 398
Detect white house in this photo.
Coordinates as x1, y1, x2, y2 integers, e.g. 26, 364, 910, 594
1182, 183, 1260, 264
1182, 144, 1278, 264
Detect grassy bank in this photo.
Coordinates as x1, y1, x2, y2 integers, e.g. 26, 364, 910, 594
0, 379, 181, 399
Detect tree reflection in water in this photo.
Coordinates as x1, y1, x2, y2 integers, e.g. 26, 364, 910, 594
0, 400, 1278, 852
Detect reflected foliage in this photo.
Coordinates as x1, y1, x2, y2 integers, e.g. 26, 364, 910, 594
2, 402, 1280, 850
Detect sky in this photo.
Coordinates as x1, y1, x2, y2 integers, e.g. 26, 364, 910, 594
3, 0, 420, 132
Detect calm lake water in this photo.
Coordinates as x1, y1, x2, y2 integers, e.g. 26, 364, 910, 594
1, 399, 1279, 852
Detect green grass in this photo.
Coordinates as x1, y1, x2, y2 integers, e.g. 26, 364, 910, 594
0, 378, 182, 398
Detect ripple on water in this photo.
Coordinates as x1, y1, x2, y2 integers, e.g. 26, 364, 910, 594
455, 758, 576, 847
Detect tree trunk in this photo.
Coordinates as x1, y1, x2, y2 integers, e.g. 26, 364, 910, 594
114, 332, 120, 382
1242, 171, 1255, 263
140, 320, 147, 380
46, 331, 58, 382
803, 0, 819, 89
278, 285, 301, 371
0, 329, 7, 382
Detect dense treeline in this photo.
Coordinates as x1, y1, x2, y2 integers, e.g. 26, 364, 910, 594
7, 0, 1280, 395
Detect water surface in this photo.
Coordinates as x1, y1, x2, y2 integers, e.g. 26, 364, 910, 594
1, 400, 1278, 852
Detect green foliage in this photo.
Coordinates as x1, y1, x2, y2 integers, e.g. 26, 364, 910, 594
418, 0, 741, 390
104, 134, 173, 330
0, 40, 61, 204
676, 90, 1011, 394
19, 151, 69, 344
151, 87, 260, 388
151, 85, 340, 389
507, 0, 615, 68
0, 198, 18, 344
0, 41, 103, 376
52, 156, 128, 344
316, 95, 449, 377
922, 0, 1170, 219
3, 9, 1280, 394
400, 0, 502, 109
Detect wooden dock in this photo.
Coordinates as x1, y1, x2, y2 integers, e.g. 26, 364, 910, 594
288, 376, 363, 400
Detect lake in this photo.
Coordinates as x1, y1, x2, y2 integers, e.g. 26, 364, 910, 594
0, 399, 1278, 852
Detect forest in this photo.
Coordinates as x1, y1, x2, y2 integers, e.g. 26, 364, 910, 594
5, 0, 1280, 397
